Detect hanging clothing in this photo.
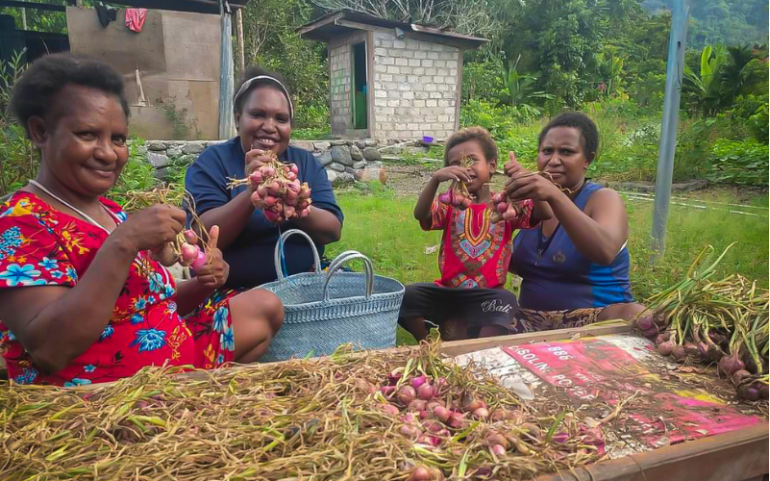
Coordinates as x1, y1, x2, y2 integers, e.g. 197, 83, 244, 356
95, 6, 117, 28
125, 8, 147, 33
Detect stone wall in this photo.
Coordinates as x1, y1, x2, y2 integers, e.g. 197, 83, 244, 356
136, 139, 384, 187
329, 43, 352, 135
372, 32, 461, 142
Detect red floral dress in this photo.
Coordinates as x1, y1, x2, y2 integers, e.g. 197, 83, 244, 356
0, 192, 236, 386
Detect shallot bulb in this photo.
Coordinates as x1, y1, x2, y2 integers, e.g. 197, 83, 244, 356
432, 405, 451, 423
380, 404, 400, 416
397, 385, 417, 405
718, 354, 745, 377
490, 444, 506, 457
179, 243, 200, 266
191, 250, 207, 271
411, 375, 427, 389
657, 341, 675, 356
416, 383, 435, 401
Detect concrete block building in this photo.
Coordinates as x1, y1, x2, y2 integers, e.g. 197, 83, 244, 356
299, 10, 486, 141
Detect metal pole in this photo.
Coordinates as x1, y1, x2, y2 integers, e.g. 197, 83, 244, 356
218, 0, 235, 140
650, 0, 689, 262
235, 8, 245, 76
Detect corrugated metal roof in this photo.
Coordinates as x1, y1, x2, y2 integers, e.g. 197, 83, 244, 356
298, 9, 486, 49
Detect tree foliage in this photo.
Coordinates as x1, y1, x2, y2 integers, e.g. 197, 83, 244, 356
306, 0, 509, 40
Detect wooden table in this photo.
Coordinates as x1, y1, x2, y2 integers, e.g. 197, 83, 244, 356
439, 325, 769, 481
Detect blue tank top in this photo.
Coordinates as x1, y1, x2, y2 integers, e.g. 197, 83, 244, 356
511, 182, 634, 311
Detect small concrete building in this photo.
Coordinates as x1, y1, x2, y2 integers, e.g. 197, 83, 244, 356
299, 10, 486, 141
1, 0, 247, 140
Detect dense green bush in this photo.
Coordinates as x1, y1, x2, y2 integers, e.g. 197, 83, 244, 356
707, 138, 769, 186
0, 122, 36, 197
459, 100, 540, 134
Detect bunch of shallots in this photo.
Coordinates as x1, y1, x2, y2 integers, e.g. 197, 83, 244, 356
152, 229, 207, 270
229, 153, 312, 223
490, 192, 527, 223
639, 245, 769, 401
438, 181, 472, 210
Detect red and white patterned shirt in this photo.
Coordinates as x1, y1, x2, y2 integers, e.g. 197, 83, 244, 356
425, 198, 537, 289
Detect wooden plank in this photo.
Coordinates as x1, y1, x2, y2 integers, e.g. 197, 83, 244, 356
440, 323, 632, 356
234, 8, 245, 75
366, 30, 375, 139
537, 422, 769, 481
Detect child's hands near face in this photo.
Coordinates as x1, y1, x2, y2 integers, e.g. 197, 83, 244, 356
432, 166, 472, 184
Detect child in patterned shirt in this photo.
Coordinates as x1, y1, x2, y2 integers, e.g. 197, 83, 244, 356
398, 127, 552, 341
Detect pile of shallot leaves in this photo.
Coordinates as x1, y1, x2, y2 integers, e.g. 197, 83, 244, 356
0, 339, 605, 481
634, 244, 769, 401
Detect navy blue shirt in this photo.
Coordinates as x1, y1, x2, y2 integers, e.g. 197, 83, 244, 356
185, 138, 343, 289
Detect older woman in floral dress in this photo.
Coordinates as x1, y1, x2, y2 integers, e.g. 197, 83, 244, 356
0, 54, 284, 386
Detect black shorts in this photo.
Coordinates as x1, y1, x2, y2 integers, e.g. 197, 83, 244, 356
398, 283, 521, 337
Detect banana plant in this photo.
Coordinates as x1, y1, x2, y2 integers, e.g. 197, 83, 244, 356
500, 54, 553, 108
683, 44, 729, 116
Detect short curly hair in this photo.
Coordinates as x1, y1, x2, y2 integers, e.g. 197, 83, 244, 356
538, 112, 600, 163
443, 127, 498, 166
233, 65, 292, 119
10, 53, 130, 138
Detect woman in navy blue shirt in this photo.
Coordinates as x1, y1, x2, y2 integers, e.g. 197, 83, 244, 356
186, 67, 343, 289
504, 112, 645, 331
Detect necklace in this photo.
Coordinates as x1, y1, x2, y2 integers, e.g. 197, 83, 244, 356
27, 180, 116, 234
27, 180, 173, 329
28, 179, 150, 273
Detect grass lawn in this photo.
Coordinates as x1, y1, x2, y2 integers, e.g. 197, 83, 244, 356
327, 182, 769, 345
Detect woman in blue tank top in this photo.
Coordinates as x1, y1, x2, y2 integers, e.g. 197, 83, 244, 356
503, 112, 645, 331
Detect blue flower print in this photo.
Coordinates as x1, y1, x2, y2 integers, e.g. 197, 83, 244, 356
50, 270, 63, 279
167, 302, 177, 314
220, 326, 235, 352
13, 367, 38, 384
84, 364, 96, 373
130, 328, 167, 352
216, 353, 225, 365
65, 267, 78, 282
147, 295, 157, 304
162, 284, 175, 300
130, 313, 144, 325
0, 226, 23, 261
100, 325, 115, 341
116, 211, 128, 223
134, 297, 147, 311
212, 307, 229, 333
0, 263, 49, 286
38, 257, 59, 270
6, 330, 17, 341
149, 273, 164, 293
64, 378, 92, 387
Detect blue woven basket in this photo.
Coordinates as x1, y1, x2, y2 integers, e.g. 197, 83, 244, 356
258, 229, 405, 362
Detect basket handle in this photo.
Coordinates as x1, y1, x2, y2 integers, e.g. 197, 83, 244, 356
322, 251, 374, 302
274, 229, 322, 281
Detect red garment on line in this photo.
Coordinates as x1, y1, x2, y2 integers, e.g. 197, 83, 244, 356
125, 8, 147, 33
